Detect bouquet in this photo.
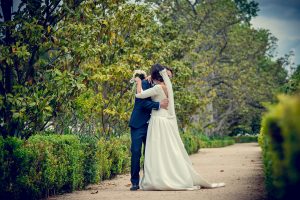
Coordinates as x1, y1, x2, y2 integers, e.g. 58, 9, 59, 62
130, 69, 147, 83
130, 70, 147, 102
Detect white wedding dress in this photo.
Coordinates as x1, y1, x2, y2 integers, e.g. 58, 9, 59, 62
135, 69, 225, 191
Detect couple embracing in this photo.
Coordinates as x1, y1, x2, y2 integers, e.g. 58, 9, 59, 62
129, 63, 225, 191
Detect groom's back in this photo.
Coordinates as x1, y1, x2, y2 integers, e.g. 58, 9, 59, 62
129, 80, 155, 129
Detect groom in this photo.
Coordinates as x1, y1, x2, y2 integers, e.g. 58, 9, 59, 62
129, 66, 171, 191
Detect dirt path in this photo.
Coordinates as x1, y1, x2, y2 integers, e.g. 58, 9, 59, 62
48, 143, 266, 200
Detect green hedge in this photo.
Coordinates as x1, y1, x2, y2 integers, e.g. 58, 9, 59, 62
199, 139, 235, 148
181, 131, 235, 150
193, 133, 235, 148
0, 130, 228, 200
259, 95, 300, 200
233, 134, 258, 143
180, 132, 201, 154
0, 134, 130, 200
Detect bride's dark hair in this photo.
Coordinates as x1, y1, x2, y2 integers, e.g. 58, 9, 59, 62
150, 63, 164, 82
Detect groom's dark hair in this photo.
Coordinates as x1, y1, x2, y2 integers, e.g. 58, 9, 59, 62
134, 73, 146, 80
150, 63, 164, 82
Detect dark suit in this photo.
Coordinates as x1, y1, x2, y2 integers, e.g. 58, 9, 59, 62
129, 80, 160, 185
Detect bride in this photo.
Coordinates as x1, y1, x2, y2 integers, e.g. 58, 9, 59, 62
134, 63, 225, 190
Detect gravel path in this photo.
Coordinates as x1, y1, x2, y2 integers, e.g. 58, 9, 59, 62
48, 143, 266, 200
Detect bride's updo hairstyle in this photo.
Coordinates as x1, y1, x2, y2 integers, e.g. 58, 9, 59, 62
150, 63, 164, 82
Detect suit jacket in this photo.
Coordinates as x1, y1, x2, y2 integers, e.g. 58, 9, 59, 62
129, 80, 160, 129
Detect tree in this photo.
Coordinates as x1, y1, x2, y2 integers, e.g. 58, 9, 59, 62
0, 0, 84, 138
0, 0, 288, 138
282, 65, 300, 94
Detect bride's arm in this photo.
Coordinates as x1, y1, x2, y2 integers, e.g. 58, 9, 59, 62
136, 78, 142, 94
135, 78, 159, 99
159, 69, 172, 90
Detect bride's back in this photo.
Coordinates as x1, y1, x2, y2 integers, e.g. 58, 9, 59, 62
151, 85, 171, 117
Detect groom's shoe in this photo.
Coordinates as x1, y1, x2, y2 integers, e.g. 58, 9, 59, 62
130, 184, 140, 191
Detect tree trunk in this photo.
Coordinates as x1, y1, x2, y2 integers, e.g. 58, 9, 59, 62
1, 0, 14, 137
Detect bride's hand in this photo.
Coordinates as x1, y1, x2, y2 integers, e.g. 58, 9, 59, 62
167, 70, 173, 78
145, 75, 152, 84
159, 68, 167, 76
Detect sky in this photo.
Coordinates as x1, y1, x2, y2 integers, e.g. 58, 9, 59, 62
251, 0, 300, 69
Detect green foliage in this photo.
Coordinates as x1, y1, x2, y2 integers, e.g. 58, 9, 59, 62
189, 131, 235, 148
259, 95, 300, 200
233, 134, 258, 143
79, 135, 102, 184
0, 0, 86, 138
234, 0, 259, 22
0, 134, 131, 200
181, 130, 235, 151
199, 138, 235, 148
180, 132, 201, 154
0, 135, 85, 199
141, 0, 287, 135
1, 1, 295, 199
0, 130, 222, 199
0, 136, 25, 200
98, 136, 131, 178
1, 0, 288, 139
281, 65, 300, 95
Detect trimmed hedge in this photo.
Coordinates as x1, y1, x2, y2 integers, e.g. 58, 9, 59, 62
259, 95, 300, 200
0, 129, 231, 200
181, 132, 201, 154
199, 139, 235, 148
195, 133, 235, 148
233, 134, 258, 143
0, 134, 130, 200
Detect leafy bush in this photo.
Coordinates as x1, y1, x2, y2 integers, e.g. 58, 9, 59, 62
259, 95, 300, 200
194, 133, 235, 148
99, 136, 131, 178
0, 136, 25, 200
0, 135, 85, 199
181, 132, 200, 154
181, 131, 234, 152
199, 139, 235, 148
0, 134, 131, 200
0, 129, 231, 200
233, 134, 258, 143
79, 135, 102, 184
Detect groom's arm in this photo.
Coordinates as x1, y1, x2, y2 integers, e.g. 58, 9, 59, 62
141, 99, 168, 110
139, 80, 168, 110
141, 99, 160, 110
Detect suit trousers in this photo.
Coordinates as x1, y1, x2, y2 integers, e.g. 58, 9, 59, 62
130, 124, 148, 185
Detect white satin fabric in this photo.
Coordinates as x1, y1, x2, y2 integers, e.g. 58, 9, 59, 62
135, 69, 225, 190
